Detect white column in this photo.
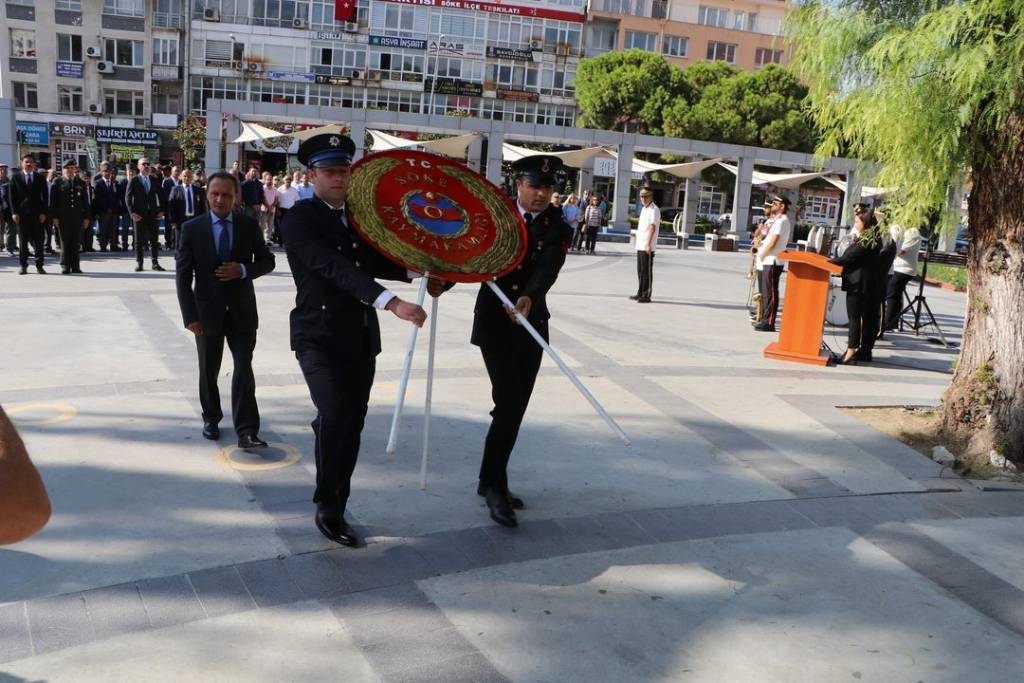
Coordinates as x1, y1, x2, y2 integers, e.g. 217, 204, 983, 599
349, 121, 366, 161
842, 169, 861, 226
730, 156, 754, 237
465, 136, 482, 173
612, 142, 634, 230
203, 103, 223, 172
485, 131, 504, 186
223, 117, 241, 172
680, 177, 699, 234
0, 98, 15, 168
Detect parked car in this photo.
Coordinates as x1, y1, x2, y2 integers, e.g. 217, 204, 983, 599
955, 226, 970, 255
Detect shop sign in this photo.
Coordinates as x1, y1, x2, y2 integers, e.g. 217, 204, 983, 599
378, 0, 585, 23
95, 127, 160, 146
50, 123, 94, 138
423, 77, 483, 97
56, 61, 84, 78
16, 122, 49, 146
369, 35, 428, 50
496, 88, 539, 102
428, 40, 485, 58
314, 74, 352, 85
109, 144, 148, 160
486, 46, 534, 62
265, 70, 316, 82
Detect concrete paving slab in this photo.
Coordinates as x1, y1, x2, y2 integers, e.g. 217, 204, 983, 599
0, 391, 286, 602
910, 516, 1024, 592
2, 600, 379, 683
421, 526, 1024, 682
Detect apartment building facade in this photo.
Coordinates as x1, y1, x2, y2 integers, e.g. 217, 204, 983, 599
586, 0, 788, 69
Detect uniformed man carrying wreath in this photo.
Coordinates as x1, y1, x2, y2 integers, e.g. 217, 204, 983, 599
49, 159, 92, 275
473, 155, 573, 528
282, 133, 444, 547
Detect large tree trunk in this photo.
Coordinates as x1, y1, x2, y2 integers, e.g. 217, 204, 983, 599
941, 110, 1024, 464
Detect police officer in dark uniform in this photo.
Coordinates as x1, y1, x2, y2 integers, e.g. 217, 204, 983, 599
473, 155, 573, 528
281, 133, 441, 547
49, 159, 91, 274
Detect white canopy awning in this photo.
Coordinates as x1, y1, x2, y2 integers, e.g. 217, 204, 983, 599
823, 177, 890, 198
290, 123, 349, 141
501, 142, 613, 168
718, 163, 826, 189
232, 121, 286, 144
368, 129, 480, 158
604, 152, 721, 179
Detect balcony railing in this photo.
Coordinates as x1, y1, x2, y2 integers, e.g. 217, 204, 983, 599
153, 12, 185, 28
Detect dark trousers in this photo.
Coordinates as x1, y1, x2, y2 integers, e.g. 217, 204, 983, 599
760, 264, 784, 327
636, 251, 654, 299
119, 213, 132, 248
57, 221, 82, 271
98, 211, 119, 250
846, 292, 881, 351
297, 347, 375, 507
884, 272, 914, 330
17, 219, 45, 267
2, 219, 16, 253
134, 217, 161, 264
479, 338, 544, 493
81, 221, 95, 251
571, 224, 585, 250
196, 324, 259, 437
584, 226, 598, 253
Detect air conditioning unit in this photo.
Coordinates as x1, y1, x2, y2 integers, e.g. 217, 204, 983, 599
529, 39, 542, 51
343, 22, 359, 33
230, 60, 244, 70
292, 17, 308, 29
245, 62, 264, 72
88, 102, 103, 114
349, 69, 364, 79
367, 70, 382, 82
85, 46, 102, 58
203, 8, 221, 21
96, 60, 116, 73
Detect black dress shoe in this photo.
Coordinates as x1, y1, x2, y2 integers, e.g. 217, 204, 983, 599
135, 264, 144, 272
36, 265, 46, 274
629, 294, 640, 300
853, 349, 873, 362
315, 502, 359, 547
752, 322, 775, 332
19, 266, 27, 274
202, 422, 220, 440
72, 268, 83, 274
152, 263, 166, 272
476, 482, 524, 509
485, 487, 518, 528
61, 268, 71, 274
238, 433, 268, 450
636, 297, 651, 303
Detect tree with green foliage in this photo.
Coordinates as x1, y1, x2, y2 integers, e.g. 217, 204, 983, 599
789, 0, 1024, 463
575, 49, 692, 134
172, 115, 207, 169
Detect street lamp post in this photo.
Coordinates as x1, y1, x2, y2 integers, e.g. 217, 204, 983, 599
429, 33, 446, 117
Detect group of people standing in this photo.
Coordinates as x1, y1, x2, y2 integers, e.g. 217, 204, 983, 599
551, 190, 606, 255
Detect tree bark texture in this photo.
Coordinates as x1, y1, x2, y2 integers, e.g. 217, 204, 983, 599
941, 110, 1024, 463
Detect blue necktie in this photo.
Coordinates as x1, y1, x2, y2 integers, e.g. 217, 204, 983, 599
186, 187, 193, 215
143, 176, 150, 193
217, 220, 231, 262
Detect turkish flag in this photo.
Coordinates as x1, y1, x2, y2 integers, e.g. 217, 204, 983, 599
334, 0, 357, 21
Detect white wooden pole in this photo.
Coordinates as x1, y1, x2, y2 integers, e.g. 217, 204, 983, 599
485, 281, 631, 446
419, 295, 439, 490
385, 275, 429, 455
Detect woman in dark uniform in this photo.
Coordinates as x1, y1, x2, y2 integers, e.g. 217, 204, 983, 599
830, 205, 884, 364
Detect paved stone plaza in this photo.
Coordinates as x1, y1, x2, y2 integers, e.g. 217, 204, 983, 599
2, 243, 1023, 682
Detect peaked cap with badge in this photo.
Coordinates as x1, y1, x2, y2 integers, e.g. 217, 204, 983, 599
512, 155, 563, 185
298, 133, 356, 168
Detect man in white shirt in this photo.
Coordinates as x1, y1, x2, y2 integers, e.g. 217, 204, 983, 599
277, 175, 300, 227
883, 223, 921, 331
753, 194, 792, 331
631, 187, 660, 303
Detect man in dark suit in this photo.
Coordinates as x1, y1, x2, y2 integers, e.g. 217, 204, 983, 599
282, 134, 439, 547
161, 165, 180, 248
9, 154, 49, 274
50, 159, 91, 274
0, 162, 13, 256
168, 168, 206, 247
126, 157, 166, 272
240, 169, 264, 222
175, 171, 275, 449
93, 162, 120, 251
472, 155, 573, 528
117, 167, 132, 251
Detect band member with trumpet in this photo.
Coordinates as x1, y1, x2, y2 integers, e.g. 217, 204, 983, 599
753, 195, 792, 332
748, 200, 773, 323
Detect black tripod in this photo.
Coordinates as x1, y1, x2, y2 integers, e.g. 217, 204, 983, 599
898, 245, 952, 348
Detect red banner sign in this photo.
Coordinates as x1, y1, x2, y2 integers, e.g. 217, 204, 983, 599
376, 0, 585, 23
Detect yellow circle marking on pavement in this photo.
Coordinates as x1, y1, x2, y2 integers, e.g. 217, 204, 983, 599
217, 442, 303, 471
5, 402, 78, 425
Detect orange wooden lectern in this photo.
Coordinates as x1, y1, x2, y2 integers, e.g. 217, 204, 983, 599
763, 250, 843, 366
